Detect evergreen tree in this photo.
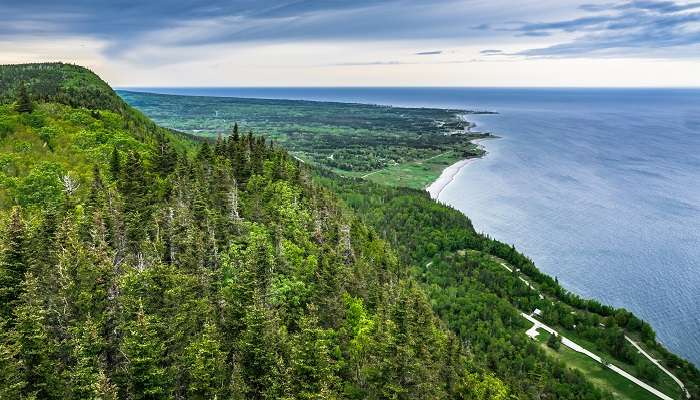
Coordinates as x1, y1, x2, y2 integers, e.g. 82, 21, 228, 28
153, 133, 177, 176
15, 81, 33, 113
109, 146, 121, 182
119, 151, 149, 256
196, 142, 212, 164
289, 309, 340, 399
214, 134, 225, 156
183, 322, 226, 399
0, 208, 28, 319
119, 307, 169, 400
28, 207, 60, 279
232, 122, 239, 140
13, 273, 62, 399
237, 292, 284, 399
69, 317, 117, 400
0, 318, 25, 399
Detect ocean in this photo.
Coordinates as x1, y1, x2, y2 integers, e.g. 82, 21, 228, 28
121, 86, 700, 365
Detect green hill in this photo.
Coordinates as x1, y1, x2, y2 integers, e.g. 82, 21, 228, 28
0, 62, 123, 112
0, 63, 510, 399
1, 63, 697, 400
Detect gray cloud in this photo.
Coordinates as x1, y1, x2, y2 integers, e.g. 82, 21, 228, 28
0, 0, 490, 54
506, 0, 700, 58
3, 0, 700, 63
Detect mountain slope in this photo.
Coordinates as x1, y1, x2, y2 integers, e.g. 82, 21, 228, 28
319, 173, 700, 399
0, 63, 510, 399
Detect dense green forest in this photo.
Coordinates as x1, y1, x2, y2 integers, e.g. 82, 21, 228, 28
0, 63, 513, 399
317, 174, 700, 399
118, 90, 490, 189
1, 63, 698, 399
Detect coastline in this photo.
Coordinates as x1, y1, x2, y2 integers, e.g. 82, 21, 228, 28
426, 137, 493, 200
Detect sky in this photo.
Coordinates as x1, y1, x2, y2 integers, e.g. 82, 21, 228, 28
1, 0, 700, 87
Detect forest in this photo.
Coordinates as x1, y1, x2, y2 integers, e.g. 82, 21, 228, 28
118, 90, 490, 189
317, 173, 700, 399
0, 63, 508, 399
1, 62, 698, 399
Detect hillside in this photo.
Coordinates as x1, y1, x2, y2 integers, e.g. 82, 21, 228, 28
121, 76, 700, 398
1, 63, 697, 400
1, 63, 124, 113
0, 63, 514, 399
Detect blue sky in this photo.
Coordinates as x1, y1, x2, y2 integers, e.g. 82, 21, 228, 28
1, 0, 699, 86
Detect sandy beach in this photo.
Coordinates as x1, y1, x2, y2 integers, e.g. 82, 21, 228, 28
426, 138, 492, 200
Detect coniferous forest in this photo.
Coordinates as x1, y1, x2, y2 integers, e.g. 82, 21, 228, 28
0, 63, 508, 399
0, 63, 698, 399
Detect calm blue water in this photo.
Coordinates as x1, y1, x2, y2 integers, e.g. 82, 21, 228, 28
124, 87, 700, 365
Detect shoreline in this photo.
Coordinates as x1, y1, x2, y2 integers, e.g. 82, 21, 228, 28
426, 137, 493, 200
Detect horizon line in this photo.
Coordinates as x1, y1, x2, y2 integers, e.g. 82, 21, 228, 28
116, 85, 700, 90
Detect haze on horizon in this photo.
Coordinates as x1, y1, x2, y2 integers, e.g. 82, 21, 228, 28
1, 0, 700, 87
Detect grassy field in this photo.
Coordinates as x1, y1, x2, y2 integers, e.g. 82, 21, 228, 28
361, 150, 462, 189
119, 90, 492, 189
479, 252, 684, 400
557, 328, 684, 399
536, 331, 662, 400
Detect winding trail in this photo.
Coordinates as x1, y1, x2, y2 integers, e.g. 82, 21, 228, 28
498, 259, 687, 400
626, 336, 691, 399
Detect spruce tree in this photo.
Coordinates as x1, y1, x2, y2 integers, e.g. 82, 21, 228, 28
289, 310, 340, 398
237, 292, 283, 399
232, 122, 239, 140
119, 151, 148, 254
183, 322, 226, 399
14, 273, 62, 399
153, 133, 176, 176
15, 81, 33, 113
120, 307, 169, 400
0, 208, 28, 319
0, 318, 25, 399
109, 146, 121, 181
69, 317, 116, 399
28, 207, 60, 279
214, 134, 225, 156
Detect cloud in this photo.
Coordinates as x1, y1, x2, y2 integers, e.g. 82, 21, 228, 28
327, 59, 469, 67
0, 1, 492, 51
480, 49, 504, 55
0, 0, 554, 63
504, 0, 700, 58
3, 0, 700, 74
330, 61, 407, 66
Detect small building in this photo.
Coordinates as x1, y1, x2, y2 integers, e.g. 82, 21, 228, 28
532, 308, 542, 317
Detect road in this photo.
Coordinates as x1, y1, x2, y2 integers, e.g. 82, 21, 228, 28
626, 336, 691, 399
522, 312, 675, 400
499, 262, 543, 299
500, 255, 689, 400
500, 259, 688, 399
